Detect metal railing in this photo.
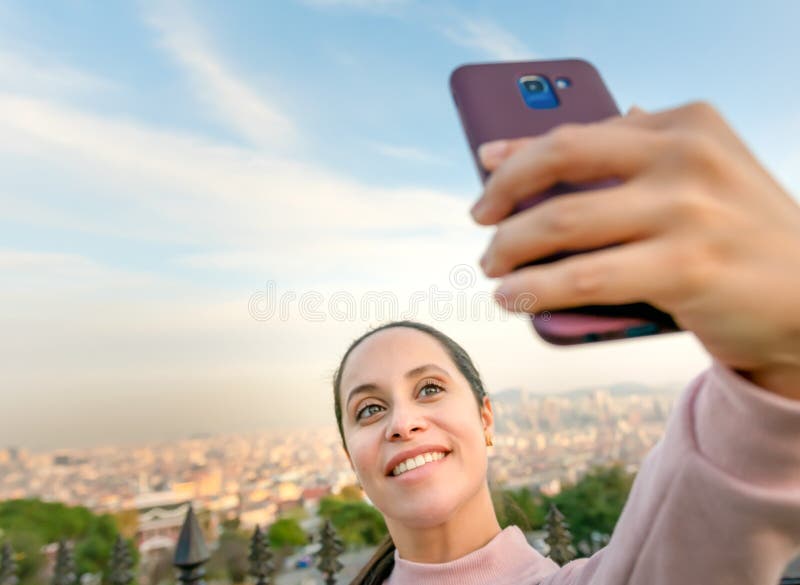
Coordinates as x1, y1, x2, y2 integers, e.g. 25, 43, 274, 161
0, 505, 796, 585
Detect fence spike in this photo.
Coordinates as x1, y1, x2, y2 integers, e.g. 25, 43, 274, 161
173, 505, 210, 585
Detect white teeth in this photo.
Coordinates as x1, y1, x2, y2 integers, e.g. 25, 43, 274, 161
392, 451, 447, 476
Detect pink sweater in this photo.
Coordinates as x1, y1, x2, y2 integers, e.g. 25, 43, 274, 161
384, 361, 800, 584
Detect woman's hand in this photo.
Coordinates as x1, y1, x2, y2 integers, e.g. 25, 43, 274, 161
472, 102, 800, 400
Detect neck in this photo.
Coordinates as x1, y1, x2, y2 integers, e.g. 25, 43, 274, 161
385, 481, 502, 563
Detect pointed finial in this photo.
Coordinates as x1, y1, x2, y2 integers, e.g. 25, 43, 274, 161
174, 505, 210, 568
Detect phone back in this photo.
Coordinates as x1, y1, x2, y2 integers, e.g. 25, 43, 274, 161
450, 59, 680, 344
451, 59, 619, 184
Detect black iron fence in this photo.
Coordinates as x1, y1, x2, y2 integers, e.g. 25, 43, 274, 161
0, 505, 797, 585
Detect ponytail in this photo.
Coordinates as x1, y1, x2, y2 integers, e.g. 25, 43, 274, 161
347, 533, 396, 585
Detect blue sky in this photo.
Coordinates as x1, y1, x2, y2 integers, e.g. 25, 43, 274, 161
2, 0, 799, 450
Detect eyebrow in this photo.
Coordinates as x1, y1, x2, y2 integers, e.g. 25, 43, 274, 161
345, 363, 451, 411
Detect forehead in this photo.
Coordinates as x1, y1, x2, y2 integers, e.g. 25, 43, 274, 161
340, 327, 454, 392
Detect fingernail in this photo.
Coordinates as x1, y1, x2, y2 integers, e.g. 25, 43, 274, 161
479, 252, 492, 274
471, 198, 490, 221
493, 285, 512, 307
478, 140, 509, 167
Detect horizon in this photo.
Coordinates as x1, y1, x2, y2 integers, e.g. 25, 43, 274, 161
2, 0, 798, 450
4, 375, 682, 453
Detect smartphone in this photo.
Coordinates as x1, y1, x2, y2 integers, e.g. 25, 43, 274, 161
449, 58, 681, 345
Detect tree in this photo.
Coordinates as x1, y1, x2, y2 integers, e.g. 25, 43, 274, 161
207, 529, 249, 584
0, 530, 45, 585
107, 536, 134, 585
109, 513, 138, 542
247, 527, 273, 585
0, 500, 136, 585
1, 541, 20, 585
336, 485, 363, 502
52, 541, 76, 585
492, 487, 546, 532
545, 464, 634, 552
266, 519, 306, 549
317, 498, 386, 548
315, 521, 343, 585
544, 504, 575, 566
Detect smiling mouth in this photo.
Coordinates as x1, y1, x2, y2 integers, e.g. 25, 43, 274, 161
389, 451, 450, 477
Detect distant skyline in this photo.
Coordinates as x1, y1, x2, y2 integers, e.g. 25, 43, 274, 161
5, 372, 684, 452
2, 0, 798, 450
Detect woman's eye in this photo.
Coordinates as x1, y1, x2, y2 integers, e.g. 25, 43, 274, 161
420, 383, 444, 397
356, 404, 383, 421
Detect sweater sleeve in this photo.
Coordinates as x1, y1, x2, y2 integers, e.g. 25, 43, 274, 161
536, 360, 800, 585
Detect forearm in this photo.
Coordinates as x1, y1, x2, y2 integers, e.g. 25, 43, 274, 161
539, 363, 800, 585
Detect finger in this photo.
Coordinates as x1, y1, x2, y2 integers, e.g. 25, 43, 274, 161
478, 137, 534, 171
492, 240, 674, 312
481, 182, 660, 277
477, 108, 646, 171
472, 123, 661, 225
613, 101, 733, 141
611, 102, 742, 161
625, 104, 648, 117
611, 100, 762, 175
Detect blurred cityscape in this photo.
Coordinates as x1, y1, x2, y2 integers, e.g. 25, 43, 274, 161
0, 382, 679, 583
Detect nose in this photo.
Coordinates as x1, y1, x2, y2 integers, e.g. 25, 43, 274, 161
385, 400, 428, 441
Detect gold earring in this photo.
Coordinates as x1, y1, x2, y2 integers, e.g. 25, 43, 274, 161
485, 431, 493, 447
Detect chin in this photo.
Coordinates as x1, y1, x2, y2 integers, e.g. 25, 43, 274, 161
383, 494, 462, 528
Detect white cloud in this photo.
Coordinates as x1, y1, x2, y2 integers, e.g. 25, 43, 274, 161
0, 249, 95, 270
0, 249, 160, 291
441, 17, 532, 61
368, 140, 452, 165
0, 5, 480, 306
0, 91, 478, 286
143, 2, 299, 151
0, 5, 710, 450
0, 50, 117, 95
0, 80, 706, 442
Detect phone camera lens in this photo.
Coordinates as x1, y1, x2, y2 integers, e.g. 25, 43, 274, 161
517, 75, 559, 109
524, 79, 545, 93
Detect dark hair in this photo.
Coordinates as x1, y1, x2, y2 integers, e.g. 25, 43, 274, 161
331, 320, 490, 585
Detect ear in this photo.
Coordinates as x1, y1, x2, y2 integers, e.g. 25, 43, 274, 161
480, 395, 494, 435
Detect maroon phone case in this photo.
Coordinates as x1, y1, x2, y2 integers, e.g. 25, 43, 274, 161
450, 58, 680, 345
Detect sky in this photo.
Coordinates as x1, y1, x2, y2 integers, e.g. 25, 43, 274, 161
1, 0, 799, 451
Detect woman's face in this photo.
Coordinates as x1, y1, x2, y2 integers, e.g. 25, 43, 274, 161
339, 326, 493, 528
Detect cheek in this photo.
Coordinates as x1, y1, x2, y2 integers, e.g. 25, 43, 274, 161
448, 405, 484, 437
345, 431, 380, 476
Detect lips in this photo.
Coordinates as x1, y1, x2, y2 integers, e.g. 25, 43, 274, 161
384, 444, 452, 476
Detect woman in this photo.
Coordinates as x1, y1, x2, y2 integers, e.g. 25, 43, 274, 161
331, 102, 800, 584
